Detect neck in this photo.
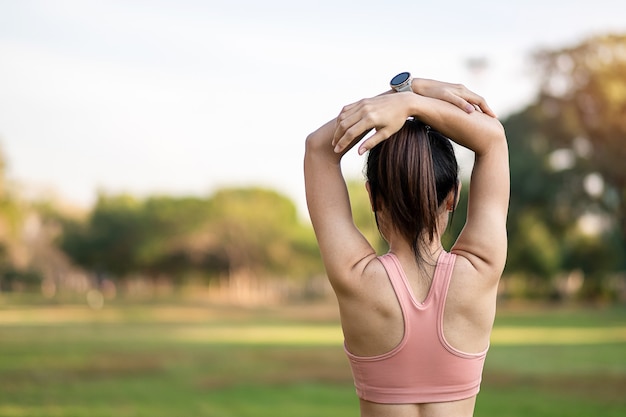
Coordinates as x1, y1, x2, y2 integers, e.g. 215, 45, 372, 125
378, 209, 450, 262
387, 230, 444, 264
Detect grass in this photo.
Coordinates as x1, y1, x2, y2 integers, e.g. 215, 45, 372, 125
0, 299, 624, 416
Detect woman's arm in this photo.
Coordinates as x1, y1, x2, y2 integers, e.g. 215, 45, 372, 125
305, 88, 446, 291
304, 117, 377, 294
409, 82, 509, 277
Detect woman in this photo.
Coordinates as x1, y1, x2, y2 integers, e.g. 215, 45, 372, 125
304, 76, 509, 417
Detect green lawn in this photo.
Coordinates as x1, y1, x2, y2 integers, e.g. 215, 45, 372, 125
0, 300, 624, 416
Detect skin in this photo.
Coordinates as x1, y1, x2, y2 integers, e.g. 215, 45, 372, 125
304, 78, 509, 417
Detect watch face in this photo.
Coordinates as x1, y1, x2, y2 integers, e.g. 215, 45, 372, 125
390, 72, 410, 86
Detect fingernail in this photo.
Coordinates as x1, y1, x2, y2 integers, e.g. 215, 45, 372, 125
465, 104, 474, 113
334, 145, 341, 153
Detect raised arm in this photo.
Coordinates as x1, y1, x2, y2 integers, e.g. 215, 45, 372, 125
305, 88, 441, 292
304, 116, 377, 294
414, 85, 508, 277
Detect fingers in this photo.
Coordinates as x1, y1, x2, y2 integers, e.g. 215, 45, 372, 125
473, 98, 497, 117
332, 99, 368, 144
332, 108, 364, 150
416, 79, 497, 117
357, 129, 390, 155
456, 86, 497, 118
334, 118, 374, 153
332, 93, 411, 154
332, 98, 382, 153
444, 90, 476, 114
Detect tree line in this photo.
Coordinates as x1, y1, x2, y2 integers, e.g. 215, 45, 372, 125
0, 33, 625, 302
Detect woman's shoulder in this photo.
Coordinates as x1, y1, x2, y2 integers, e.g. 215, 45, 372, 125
329, 252, 384, 296
360, 254, 391, 284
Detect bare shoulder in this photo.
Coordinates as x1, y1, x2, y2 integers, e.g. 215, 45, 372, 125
330, 252, 381, 296
337, 254, 401, 317
352, 254, 390, 295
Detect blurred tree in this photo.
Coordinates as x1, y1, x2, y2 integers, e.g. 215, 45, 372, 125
134, 196, 213, 277
61, 194, 143, 279
202, 187, 321, 281
61, 194, 221, 284
0, 146, 35, 291
59, 188, 322, 288
503, 107, 568, 283
498, 33, 626, 298
502, 102, 624, 297
534, 33, 626, 238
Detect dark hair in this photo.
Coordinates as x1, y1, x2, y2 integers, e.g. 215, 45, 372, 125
365, 119, 459, 260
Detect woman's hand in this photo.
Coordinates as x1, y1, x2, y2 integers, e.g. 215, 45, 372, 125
413, 78, 496, 117
332, 93, 413, 155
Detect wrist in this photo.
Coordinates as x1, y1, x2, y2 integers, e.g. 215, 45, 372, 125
405, 92, 431, 120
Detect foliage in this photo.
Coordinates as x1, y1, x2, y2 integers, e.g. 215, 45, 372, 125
59, 188, 323, 285
0, 146, 40, 291
61, 194, 142, 277
202, 187, 321, 279
499, 33, 626, 297
534, 34, 626, 228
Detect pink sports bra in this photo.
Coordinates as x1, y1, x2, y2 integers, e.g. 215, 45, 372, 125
344, 251, 488, 404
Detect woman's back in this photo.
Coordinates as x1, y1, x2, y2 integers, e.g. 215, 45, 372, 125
338, 249, 497, 417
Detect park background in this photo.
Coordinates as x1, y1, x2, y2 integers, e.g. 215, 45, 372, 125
0, 1, 625, 416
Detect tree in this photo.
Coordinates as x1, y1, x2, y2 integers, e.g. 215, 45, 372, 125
134, 196, 213, 277
534, 33, 626, 238
59, 188, 323, 289
0, 145, 42, 291
202, 187, 321, 281
61, 194, 222, 282
495, 33, 626, 298
60, 194, 143, 279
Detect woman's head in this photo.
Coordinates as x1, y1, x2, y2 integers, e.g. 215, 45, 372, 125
365, 119, 459, 258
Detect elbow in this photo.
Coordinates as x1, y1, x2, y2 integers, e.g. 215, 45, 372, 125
306, 118, 337, 154
304, 134, 320, 166
305, 131, 322, 156
304, 131, 319, 154
305, 119, 342, 164
497, 120, 506, 142
490, 118, 506, 144
481, 118, 507, 156
304, 132, 325, 171
305, 130, 336, 161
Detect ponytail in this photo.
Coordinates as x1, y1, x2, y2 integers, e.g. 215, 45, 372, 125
366, 119, 458, 261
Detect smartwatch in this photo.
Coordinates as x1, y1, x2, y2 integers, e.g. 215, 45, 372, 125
390, 72, 413, 93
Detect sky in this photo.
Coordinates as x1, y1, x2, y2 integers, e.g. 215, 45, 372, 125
0, 0, 624, 217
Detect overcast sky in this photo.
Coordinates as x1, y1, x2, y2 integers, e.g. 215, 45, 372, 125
0, 0, 624, 215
